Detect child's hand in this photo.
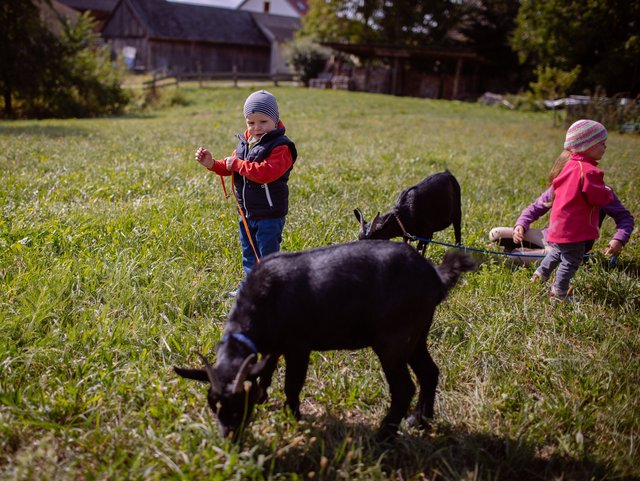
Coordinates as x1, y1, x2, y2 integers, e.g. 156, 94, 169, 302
195, 147, 214, 169
512, 225, 525, 243
604, 239, 623, 257
225, 156, 236, 171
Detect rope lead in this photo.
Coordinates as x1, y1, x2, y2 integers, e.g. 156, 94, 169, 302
412, 236, 593, 259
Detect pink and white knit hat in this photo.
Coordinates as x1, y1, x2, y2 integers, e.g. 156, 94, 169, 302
564, 119, 608, 152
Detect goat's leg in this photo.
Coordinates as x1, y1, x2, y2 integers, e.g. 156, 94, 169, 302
417, 240, 426, 256
256, 354, 281, 404
375, 350, 415, 439
283, 351, 310, 419
407, 343, 439, 429
453, 205, 462, 245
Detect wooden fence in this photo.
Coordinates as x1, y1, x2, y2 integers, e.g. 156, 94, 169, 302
143, 68, 296, 92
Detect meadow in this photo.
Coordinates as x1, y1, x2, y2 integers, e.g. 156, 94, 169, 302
1, 86, 638, 481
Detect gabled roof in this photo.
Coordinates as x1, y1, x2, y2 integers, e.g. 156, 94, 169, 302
251, 11, 300, 42
323, 42, 488, 63
104, 0, 270, 46
40, 0, 80, 34
58, 0, 117, 15
237, 0, 306, 17
287, 0, 308, 16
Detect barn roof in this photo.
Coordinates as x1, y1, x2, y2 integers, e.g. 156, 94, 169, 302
105, 0, 270, 46
322, 42, 489, 63
59, 0, 117, 14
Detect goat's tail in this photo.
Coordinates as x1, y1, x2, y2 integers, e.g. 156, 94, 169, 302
436, 250, 476, 293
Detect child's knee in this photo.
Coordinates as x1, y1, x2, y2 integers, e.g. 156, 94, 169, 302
489, 227, 511, 242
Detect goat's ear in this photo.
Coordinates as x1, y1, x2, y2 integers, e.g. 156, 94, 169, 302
354, 208, 365, 225
173, 366, 209, 383
195, 352, 223, 393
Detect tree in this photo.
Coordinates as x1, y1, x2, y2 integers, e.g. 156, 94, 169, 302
0, 0, 59, 116
457, 0, 522, 86
41, 12, 128, 117
0, 0, 127, 118
512, 0, 640, 96
299, 0, 462, 46
297, 0, 364, 43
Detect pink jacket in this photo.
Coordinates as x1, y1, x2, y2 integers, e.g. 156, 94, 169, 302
547, 153, 613, 243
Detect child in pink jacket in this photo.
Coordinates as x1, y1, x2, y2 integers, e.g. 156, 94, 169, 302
532, 119, 614, 300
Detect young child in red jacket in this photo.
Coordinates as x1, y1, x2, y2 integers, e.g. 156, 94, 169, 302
194, 90, 297, 296
531, 119, 613, 300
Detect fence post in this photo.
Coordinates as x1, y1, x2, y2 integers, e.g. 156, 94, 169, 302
233, 64, 238, 87
197, 61, 202, 88
151, 71, 157, 97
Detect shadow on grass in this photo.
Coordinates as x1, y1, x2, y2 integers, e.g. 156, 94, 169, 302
0, 114, 157, 138
611, 258, 640, 278
0, 124, 92, 138
254, 413, 624, 481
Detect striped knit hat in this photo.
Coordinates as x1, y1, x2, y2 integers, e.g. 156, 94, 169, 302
564, 119, 608, 153
243, 90, 279, 125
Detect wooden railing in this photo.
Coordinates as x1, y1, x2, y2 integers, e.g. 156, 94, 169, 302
143, 68, 296, 91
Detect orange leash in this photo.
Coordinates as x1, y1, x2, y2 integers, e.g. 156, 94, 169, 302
219, 175, 229, 198
221, 173, 260, 264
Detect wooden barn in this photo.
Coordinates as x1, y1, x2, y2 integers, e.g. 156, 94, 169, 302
101, 0, 296, 75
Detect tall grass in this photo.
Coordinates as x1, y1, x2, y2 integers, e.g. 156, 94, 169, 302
1, 86, 638, 480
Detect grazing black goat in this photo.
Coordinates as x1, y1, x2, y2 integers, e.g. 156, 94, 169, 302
174, 240, 475, 440
354, 171, 462, 255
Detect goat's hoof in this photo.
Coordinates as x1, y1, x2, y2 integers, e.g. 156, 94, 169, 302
375, 425, 399, 443
406, 413, 432, 431
406, 414, 419, 427
284, 405, 302, 421
256, 388, 269, 404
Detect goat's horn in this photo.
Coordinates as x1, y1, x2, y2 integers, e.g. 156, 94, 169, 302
232, 354, 257, 395
197, 352, 222, 393
196, 352, 212, 366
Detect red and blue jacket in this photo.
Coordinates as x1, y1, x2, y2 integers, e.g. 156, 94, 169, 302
209, 121, 297, 218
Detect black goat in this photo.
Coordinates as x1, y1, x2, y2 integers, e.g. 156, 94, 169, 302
174, 240, 475, 440
354, 171, 462, 255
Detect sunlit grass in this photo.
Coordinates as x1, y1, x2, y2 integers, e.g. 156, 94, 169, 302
1, 86, 639, 480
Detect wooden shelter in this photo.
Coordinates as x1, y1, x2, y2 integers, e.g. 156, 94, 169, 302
322, 42, 490, 100
101, 0, 272, 74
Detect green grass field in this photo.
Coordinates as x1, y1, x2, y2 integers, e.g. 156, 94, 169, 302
1, 86, 639, 481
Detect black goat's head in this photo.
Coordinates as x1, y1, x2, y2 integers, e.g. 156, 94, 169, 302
354, 208, 383, 240
174, 352, 270, 441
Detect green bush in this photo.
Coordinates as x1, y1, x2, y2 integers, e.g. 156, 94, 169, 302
529, 65, 581, 101
564, 90, 640, 133
283, 38, 331, 86
3, 11, 128, 118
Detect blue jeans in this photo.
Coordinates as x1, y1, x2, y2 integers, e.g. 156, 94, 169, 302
535, 241, 585, 294
239, 216, 286, 276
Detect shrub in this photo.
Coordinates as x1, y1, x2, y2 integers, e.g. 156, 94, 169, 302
4, 11, 128, 118
529, 65, 581, 100
283, 38, 331, 86
565, 90, 640, 133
